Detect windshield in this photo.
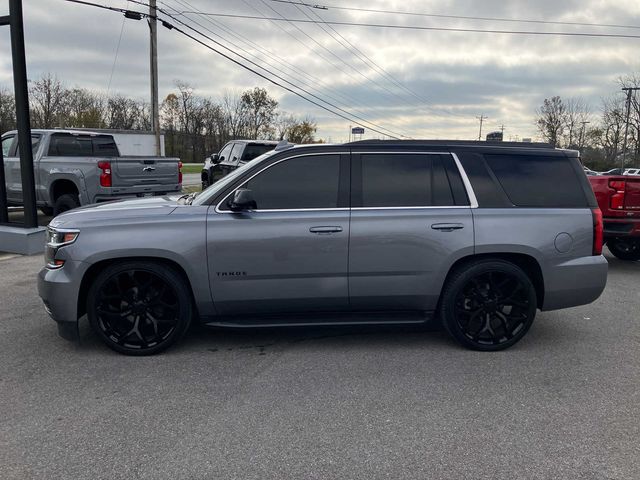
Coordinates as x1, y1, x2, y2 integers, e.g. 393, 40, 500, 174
192, 149, 279, 206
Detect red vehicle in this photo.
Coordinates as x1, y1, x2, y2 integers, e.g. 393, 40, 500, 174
589, 174, 640, 260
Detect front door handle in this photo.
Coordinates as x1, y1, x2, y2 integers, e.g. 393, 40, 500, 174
431, 223, 464, 232
309, 226, 343, 234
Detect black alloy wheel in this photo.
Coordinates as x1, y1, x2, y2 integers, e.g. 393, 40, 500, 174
87, 261, 192, 355
440, 260, 537, 351
607, 238, 640, 261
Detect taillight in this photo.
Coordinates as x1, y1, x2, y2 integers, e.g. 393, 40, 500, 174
178, 161, 183, 184
98, 161, 112, 187
608, 179, 626, 210
592, 208, 603, 255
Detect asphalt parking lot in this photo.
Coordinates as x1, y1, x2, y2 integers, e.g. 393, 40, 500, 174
1, 252, 639, 480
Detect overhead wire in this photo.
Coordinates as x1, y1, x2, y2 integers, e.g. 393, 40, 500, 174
266, 0, 640, 31
165, 0, 416, 135
160, 0, 408, 138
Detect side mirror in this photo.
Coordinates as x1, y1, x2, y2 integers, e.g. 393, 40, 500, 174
229, 188, 257, 211
211, 154, 221, 164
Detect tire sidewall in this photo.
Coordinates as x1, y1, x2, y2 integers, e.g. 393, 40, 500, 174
53, 194, 80, 216
87, 261, 192, 355
440, 260, 537, 351
607, 238, 640, 261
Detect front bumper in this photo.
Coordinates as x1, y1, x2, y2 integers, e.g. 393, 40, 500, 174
37, 260, 88, 341
542, 255, 608, 311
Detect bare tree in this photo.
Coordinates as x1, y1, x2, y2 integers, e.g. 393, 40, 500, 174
563, 97, 591, 149
29, 73, 68, 128
0, 87, 17, 131
241, 87, 278, 139
536, 96, 566, 147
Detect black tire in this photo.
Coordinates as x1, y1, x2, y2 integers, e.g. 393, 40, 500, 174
53, 193, 80, 216
439, 259, 537, 351
40, 206, 54, 216
87, 261, 192, 355
607, 238, 640, 261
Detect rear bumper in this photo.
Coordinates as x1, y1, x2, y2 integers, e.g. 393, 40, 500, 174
603, 217, 640, 238
542, 255, 608, 311
37, 260, 88, 341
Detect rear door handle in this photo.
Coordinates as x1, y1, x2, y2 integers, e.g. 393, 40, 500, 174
309, 226, 343, 234
431, 223, 464, 232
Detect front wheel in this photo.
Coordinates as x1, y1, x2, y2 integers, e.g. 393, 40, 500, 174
607, 238, 640, 261
87, 261, 192, 355
439, 260, 537, 351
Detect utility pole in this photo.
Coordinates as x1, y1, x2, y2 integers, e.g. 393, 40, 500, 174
149, 0, 161, 156
579, 121, 590, 151
476, 115, 487, 141
621, 87, 640, 170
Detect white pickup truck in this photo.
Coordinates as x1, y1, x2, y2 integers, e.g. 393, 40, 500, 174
1, 129, 182, 215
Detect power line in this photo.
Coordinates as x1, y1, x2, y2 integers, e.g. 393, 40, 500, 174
160, 1, 407, 138
63, 0, 406, 138
171, 12, 640, 39
106, 0, 129, 95
267, 0, 640, 31
164, 0, 413, 135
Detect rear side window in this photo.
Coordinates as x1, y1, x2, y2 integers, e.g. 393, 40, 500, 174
239, 154, 340, 210
92, 136, 119, 156
484, 154, 587, 207
242, 144, 275, 161
360, 154, 432, 207
48, 134, 93, 157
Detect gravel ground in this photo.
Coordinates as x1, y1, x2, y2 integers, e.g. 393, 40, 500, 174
0, 252, 639, 480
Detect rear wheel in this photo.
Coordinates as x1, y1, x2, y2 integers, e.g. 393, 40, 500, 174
607, 238, 640, 261
53, 193, 80, 216
87, 261, 192, 355
40, 206, 54, 216
439, 260, 537, 351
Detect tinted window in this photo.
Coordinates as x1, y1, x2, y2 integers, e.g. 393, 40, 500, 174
239, 154, 340, 210
2, 135, 15, 157
92, 136, 119, 156
484, 154, 587, 207
48, 134, 93, 157
242, 144, 275, 161
361, 154, 432, 207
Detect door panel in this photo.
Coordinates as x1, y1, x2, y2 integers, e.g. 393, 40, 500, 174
207, 210, 349, 314
349, 208, 473, 310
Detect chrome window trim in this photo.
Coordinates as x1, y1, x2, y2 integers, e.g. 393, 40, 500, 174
215, 151, 348, 214
214, 150, 479, 213
450, 152, 479, 208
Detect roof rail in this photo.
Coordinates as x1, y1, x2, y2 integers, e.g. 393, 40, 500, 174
345, 139, 552, 149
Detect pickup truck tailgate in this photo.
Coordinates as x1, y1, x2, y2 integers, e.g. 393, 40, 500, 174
112, 157, 179, 187
624, 178, 640, 210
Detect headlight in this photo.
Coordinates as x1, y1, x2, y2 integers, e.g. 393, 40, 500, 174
45, 227, 79, 269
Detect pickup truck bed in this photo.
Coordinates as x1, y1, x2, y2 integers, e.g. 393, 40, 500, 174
589, 175, 640, 260
1, 129, 182, 216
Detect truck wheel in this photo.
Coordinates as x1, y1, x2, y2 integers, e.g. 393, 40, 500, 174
87, 261, 192, 355
201, 173, 210, 190
40, 206, 54, 216
439, 259, 537, 351
53, 194, 80, 216
607, 238, 640, 261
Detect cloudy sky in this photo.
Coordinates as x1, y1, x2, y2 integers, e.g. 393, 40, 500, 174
1, 0, 640, 142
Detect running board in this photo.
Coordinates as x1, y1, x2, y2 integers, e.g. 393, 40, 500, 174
201, 311, 433, 328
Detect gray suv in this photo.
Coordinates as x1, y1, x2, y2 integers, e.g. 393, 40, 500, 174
38, 140, 608, 355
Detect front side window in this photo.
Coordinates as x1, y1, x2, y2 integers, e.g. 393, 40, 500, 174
218, 143, 233, 162
360, 154, 433, 207
225, 154, 341, 210
228, 143, 243, 166
2, 135, 15, 157
14, 135, 42, 158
